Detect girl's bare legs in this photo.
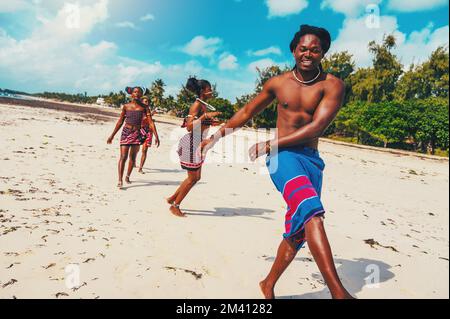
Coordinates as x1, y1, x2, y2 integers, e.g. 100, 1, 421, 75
118, 145, 130, 188
138, 144, 149, 173
169, 168, 201, 217
125, 145, 140, 183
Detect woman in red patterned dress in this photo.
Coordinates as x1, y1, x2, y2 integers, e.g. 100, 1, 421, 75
138, 95, 157, 174
107, 87, 160, 188
166, 78, 221, 217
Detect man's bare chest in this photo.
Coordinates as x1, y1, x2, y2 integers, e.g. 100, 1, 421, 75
275, 83, 324, 115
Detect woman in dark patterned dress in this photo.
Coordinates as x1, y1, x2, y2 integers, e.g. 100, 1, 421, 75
107, 87, 160, 188
166, 78, 221, 217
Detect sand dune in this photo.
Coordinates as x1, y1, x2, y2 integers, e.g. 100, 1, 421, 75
0, 102, 448, 299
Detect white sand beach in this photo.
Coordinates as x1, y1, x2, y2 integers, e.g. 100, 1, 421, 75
0, 102, 448, 299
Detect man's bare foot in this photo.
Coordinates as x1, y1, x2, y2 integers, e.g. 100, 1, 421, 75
169, 203, 186, 218
125, 176, 132, 184
117, 181, 123, 189
259, 280, 275, 299
138, 169, 145, 174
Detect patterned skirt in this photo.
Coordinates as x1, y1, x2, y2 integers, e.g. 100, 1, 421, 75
177, 129, 208, 170
120, 127, 143, 145
143, 128, 153, 147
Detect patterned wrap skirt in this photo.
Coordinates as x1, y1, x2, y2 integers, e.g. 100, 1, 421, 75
120, 127, 144, 145
177, 128, 208, 171
142, 127, 153, 147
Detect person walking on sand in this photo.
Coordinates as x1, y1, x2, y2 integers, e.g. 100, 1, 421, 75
166, 77, 221, 217
107, 87, 160, 188
201, 25, 354, 299
138, 95, 157, 174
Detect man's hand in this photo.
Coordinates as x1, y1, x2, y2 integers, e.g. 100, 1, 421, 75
154, 136, 160, 148
107, 136, 113, 144
248, 141, 270, 162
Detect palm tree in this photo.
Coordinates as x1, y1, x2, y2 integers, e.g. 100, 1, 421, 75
149, 79, 166, 109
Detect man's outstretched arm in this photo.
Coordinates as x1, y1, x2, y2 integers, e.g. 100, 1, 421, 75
211, 78, 277, 139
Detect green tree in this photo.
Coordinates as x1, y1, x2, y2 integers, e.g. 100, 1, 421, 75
359, 101, 410, 148
149, 79, 166, 109
163, 95, 176, 112
174, 85, 196, 117
413, 98, 449, 154
104, 91, 126, 108
322, 51, 355, 82
208, 97, 234, 121
322, 51, 356, 134
395, 47, 449, 100
350, 35, 403, 103
333, 101, 368, 143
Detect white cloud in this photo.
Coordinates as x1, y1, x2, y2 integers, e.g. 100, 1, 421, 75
140, 13, 155, 21
79, 41, 117, 61
33, 0, 109, 41
331, 15, 402, 66
218, 53, 239, 70
320, 0, 383, 17
207, 77, 255, 101
248, 46, 282, 57
181, 36, 222, 57
0, 0, 30, 12
395, 24, 449, 66
0, 1, 290, 102
388, 0, 448, 12
1, 13, 252, 102
0, 16, 251, 101
265, 0, 309, 18
116, 21, 137, 29
0, 0, 150, 93
248, 58, 279, 73
330, 15, 449, 68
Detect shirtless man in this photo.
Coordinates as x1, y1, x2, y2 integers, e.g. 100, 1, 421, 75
201, 25, 354, 299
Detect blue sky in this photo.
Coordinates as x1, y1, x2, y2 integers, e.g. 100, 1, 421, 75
0, 0, 448, 101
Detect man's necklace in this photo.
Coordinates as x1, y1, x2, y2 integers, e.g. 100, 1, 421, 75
292, 67, 321, 85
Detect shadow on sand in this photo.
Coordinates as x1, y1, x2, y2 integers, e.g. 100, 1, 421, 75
121, 179, 191, 190
275, 258, 395, 299
142, 168, 184, 174
183, 207, 275, 220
